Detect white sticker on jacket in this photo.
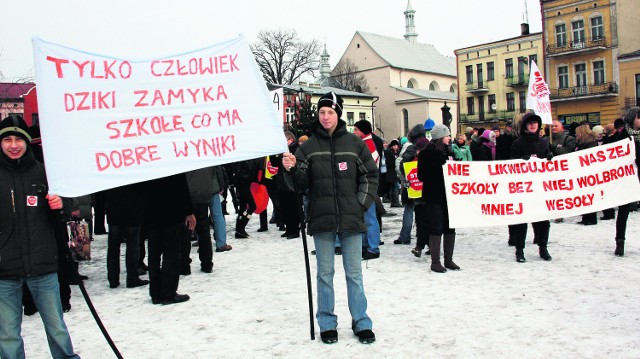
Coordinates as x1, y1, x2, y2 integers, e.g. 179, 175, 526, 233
27, 196, 38, 207
338, 162, 348, 171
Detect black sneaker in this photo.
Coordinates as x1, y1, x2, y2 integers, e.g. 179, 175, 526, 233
320, 330, 338, 344
355, 329, 376, 344
362, 251, 380, 260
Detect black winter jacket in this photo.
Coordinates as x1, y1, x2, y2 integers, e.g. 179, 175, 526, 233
291, 120, 378, 235
105, 183, 145, 226
0, 149, 60, 278
417, 142, 453, 205
510, 133, 550, 159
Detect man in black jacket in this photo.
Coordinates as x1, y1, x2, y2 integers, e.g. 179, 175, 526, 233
140, 173, 196, 305
0, 117, 79, 358
282, 92, 378, 345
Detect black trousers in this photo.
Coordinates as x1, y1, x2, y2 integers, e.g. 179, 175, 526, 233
279, 190, 300, 234
193, 203, 213, 270
148, 223, 186, 301
510, 220, 550, 249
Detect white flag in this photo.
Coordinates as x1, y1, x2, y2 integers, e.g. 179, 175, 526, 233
526, 60, 552, 124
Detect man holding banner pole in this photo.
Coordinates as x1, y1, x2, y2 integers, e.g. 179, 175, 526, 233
282, 92, 378, 344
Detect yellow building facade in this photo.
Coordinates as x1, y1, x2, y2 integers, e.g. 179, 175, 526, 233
542, 0, 640, 127
455, 27, 543, 133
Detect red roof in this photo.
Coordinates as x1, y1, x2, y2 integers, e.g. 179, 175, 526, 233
0, 82, 36, 100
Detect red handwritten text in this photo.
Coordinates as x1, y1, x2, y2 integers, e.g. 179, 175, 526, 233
46, 56, 132, 79
133, 86, 228, 107
451, 182, 498, 195
545, 194, 594, 210
578, 143, 631, 167
64, 91, 116, 112
95, 145, 161, 172
105, 115, 185, 139
150, 54, 239, 77
173, 135, 236, 158
481, 203, 523, 215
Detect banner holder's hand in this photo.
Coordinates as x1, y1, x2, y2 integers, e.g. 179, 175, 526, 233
46, 193, 63, 210
185, 214, 196, 231
282, 152, 296, 171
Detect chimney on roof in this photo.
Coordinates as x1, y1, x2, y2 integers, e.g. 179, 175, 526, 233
521, 23, 530, 36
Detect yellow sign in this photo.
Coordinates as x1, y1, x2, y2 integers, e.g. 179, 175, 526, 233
403, 161, 423, 199
265, 156, 279, 180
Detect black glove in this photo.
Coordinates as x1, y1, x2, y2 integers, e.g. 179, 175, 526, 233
521, 154, 531, 161
546, 152, 554, 161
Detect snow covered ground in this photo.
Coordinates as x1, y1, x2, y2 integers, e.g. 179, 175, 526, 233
22, 204, 640, 358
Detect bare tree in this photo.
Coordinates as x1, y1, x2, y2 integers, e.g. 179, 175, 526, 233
251, 29, 321, 85
329, 58, 370, 94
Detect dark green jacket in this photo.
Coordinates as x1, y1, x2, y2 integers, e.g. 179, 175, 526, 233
291, 120, 378, 235
0, 149, 60, 278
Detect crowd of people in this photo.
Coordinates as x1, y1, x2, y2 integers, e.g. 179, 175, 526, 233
2, 94, 639, 355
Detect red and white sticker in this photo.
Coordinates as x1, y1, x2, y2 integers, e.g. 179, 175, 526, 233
338, 162, 348, 171
27, 195, 38, 207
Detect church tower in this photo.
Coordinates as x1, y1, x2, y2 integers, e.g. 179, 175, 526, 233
319, 44, 331, 82
404, 0, 418, 44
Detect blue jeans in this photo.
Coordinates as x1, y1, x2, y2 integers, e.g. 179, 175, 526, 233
398, 201, 415, 243
210, 194, 227, 248
0, 273, 79, 359
314, 232, 372, 333
362, 204, 380, 254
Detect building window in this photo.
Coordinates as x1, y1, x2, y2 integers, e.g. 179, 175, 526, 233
575, 63, 587, 86
591, 16, 603, 40
519, 91, 527, 113
487, 62, 495, 81
403, 109, 409, 135
593, 60, 605, 85
506, 93, 515, 112
488, 94, 496, 113
575, 63, 587, 95
476, 64, 484, 87
359, 113, 366, 122
465, 65, 473, 84
558, 66, 569, 88
529, 54, 538, 66
429, 81, 440, 91
572, 19, 585, 48
505, 59, 513, 78
467, 97, 475, 115
555, 23, 567, 47
478, 95, 485, 118
450, 84, 457, 93
635, 74, 640, 106
347, 112, 354, 126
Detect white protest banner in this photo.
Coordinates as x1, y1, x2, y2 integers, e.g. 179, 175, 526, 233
444, 138, 640, 228
32, 36, 287, 197
526, 60, 552, 124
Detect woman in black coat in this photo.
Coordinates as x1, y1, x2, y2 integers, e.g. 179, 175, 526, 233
417, 124, 459, 273
509, 113, 552, 263
575, 124, 599, 226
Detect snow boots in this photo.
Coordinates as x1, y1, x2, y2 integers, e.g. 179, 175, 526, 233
235, 214, 251, 239
443, 233, 460, 270
429, 235, 446, 273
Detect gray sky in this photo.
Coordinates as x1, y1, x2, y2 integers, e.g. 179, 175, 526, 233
1, 0, 542, 82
